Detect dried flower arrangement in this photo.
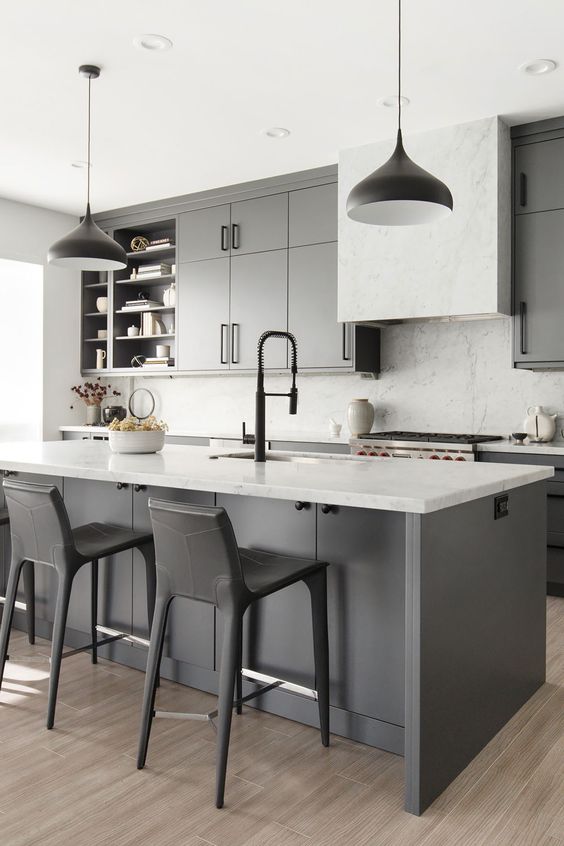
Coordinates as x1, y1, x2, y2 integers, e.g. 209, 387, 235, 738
71, 382, 121, 407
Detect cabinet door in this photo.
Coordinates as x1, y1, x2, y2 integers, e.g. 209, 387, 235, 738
215, 494, 317, 688
132, 486, 216, 669
515, 138, 564, 215
317, 505, 406, 727
289, 183, 337, 247
64, 479, 133, 637
178, 204, 231, 262
177, 258, 230, 371
514, 210, 564, 363
230, 250, 288, 370
230, 193, 288, 255
289, 243, 350, 369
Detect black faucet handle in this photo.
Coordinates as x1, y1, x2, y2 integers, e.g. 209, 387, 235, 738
242, 421, 255, 445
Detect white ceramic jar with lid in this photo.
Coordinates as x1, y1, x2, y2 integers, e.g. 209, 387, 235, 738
347, 399, 375, 437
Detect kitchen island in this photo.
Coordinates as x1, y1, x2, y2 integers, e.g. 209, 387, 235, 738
0, 440, 552, 815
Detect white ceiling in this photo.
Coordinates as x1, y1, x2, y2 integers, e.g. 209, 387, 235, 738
2, 0, 564, 216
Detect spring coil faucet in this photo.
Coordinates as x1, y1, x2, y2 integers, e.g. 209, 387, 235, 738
255, 331, 298, 462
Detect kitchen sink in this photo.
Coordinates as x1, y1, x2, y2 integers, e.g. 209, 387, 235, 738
209, 451, 362, 465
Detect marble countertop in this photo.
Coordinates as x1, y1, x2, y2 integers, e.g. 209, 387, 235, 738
0, 440, 553, 514
59, 426, 351, 446
477, 438, 564, 456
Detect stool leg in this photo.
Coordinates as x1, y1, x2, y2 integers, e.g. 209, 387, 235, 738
139, 542, 158, 687
22, 561, 35, 646
137, 595, 171, 770
47, 571, 74, 730
216, 610, 242, 808
91, 559, 98, 665
235, 625, 243, 715
305, 569, 330, 747
0, 558, 26, 688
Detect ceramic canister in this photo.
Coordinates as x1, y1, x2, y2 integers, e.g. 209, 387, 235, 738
347, 399, 375, 437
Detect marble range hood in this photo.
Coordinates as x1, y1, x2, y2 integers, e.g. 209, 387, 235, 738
338, 116, 511, 324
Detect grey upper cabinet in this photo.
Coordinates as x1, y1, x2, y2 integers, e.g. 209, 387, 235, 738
230, 249, 288, 370
289, 183, 337, 247
515, 138, 564, 215
230, 193, 288, 255
289, 242, 351, 370
514, 209, 564, 363
177, 257, 230, 371
178, 204, 231, 262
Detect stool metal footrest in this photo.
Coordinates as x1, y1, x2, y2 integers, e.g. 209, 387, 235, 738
95, 624, 151, 649
154, 667, 317, 723
0, 596, 27, 612
61, 632, 126, 660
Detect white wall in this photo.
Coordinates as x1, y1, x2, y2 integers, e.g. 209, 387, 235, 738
135, 316, 564, 439
0, 196, 82, 439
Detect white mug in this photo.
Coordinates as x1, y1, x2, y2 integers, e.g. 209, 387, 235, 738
97, 329, 107, 339
156, 344, 170, 358
128, 325, 140, 337
96, 348, 107, 369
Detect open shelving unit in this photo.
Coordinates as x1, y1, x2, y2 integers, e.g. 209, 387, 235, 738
81, 271, 109, 372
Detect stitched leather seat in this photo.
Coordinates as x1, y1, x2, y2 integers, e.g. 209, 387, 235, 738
73, 522, 153, 562
239, 547, 323, 596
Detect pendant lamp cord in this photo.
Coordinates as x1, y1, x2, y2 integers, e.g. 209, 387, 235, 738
86, 74, 92, 207
397, 0, 402, 132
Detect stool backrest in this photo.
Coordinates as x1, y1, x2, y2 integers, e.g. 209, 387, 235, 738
148, 498, 245, 605
3, 479, 75, 568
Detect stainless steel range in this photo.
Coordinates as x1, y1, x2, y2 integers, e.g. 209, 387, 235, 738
349, 431, 503, 462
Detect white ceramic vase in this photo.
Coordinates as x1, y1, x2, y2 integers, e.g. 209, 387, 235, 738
347, 399, 375, 437
86, 404, 102, 426
163, 281, 176, 307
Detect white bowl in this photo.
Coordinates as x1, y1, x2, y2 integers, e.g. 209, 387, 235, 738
108, 430, 165, 454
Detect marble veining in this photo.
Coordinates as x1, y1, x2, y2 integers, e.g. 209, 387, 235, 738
0, 440, 552, 515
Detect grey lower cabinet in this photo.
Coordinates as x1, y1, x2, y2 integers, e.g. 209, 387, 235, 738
514, 137, 564, 215
317, 504, 405, 727
289, 242, 351, 369
177, 257, 230, 371
178, 204, 230, 263
230, 249, 288, 370
64, 478, 133, 638
132, 485, 216, 669
514, 210, 564, 364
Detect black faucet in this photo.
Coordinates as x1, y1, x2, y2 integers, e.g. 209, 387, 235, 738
255, 330, 298, 462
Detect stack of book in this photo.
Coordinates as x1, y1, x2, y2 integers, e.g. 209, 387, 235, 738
121, 298, 162, 311
141, 314, 168, 336
145, 238, 175, 252
130, 262, 172, 281
143, 356, 175, 368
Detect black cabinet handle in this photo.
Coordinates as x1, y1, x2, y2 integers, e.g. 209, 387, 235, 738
3, 470, 15, 478
519, 301, 527, 355
116, 482, 128, 490
221, 225, 229, 251
231, 323, 239, 364
134, 484, 146, 493
220, 324, 228, 364
321, 504, 334, 514
232, 223, 240, 249
295, 501, 310, 511
342, 324, 351, 361
519, 172, 527, 208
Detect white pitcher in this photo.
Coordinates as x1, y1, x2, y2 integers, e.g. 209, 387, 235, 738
523, 405, 556, 442
96, 348, 107, 370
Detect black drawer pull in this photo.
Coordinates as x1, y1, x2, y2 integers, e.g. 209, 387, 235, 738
295, 501, 310, 511
232, 223, 240, 249
116, 482, 128, 490
220, 323, 228, 364
221, 225, 229, 251
321, 504, 334, 514
519, 301, 527, 355
342, 324, 351, 361
519, 172, 527, 207
3, 470, 15, 478
231, 323, 239, 364
134, 484, 146, 493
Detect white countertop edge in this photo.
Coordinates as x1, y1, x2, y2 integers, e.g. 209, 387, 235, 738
58, 425, 351, 445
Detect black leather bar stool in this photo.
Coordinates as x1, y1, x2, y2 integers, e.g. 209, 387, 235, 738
0, 507, 35, 645
137, 498, 330, 809
0, 480, 155, 729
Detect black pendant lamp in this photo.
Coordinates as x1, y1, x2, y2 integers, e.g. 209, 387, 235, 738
347, 0, 453, 226
48, 65, 127, 269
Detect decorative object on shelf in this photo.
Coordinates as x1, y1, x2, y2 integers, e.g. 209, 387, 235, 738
71, 381, 121, 426
347, 399, 375, 437
96, 296, 108, 313
131, 262, 172, 281
329, 418, 342, 436
128, 325, 140, 337
47, 66, 127, 270
512, 432, 528, 445
523, 405, 556, 442
102, 405, 127, 425
95, 348, 107, 370
97, 329, 107, 339
142, 313, 167, 336
128, 387, 156, 421
163, 280, 176, 307
146, 237, 175, 251
98, 271, 108, 283
155, 344, 170, 358
108, 416, 168, 454
346, 0, 453, 226
131, 354, 147, 368
130, 235, 150, 252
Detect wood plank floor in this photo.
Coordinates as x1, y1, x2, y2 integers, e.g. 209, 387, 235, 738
0, 597, 562, 846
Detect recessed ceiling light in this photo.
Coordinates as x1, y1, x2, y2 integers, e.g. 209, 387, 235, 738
262, 127, 291, 139
378, 95, 410, 108
133, 34, 173, 51
71, 160, 90, 169
519, 58, 557, 75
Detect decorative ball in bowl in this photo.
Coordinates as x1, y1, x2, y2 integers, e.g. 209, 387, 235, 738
108, 416, 167, 454
512, 432, 528, 444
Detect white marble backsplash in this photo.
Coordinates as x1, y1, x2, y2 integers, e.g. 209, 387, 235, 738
130, 317, 564, 438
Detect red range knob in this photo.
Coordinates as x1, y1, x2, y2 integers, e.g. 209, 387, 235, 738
429, 454, 440, 460
355, 450, 366, 456
378, 451, 390, 457
455, 456, 466, 461
442, 455, 453, 460
368, 451, 376, 456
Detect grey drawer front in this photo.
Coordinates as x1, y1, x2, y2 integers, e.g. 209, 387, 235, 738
480, 450, 564, 478
165, 435, 209, 446
548, 493, 564, 533
271, 440, 349, 455
547, 546, 564, 585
